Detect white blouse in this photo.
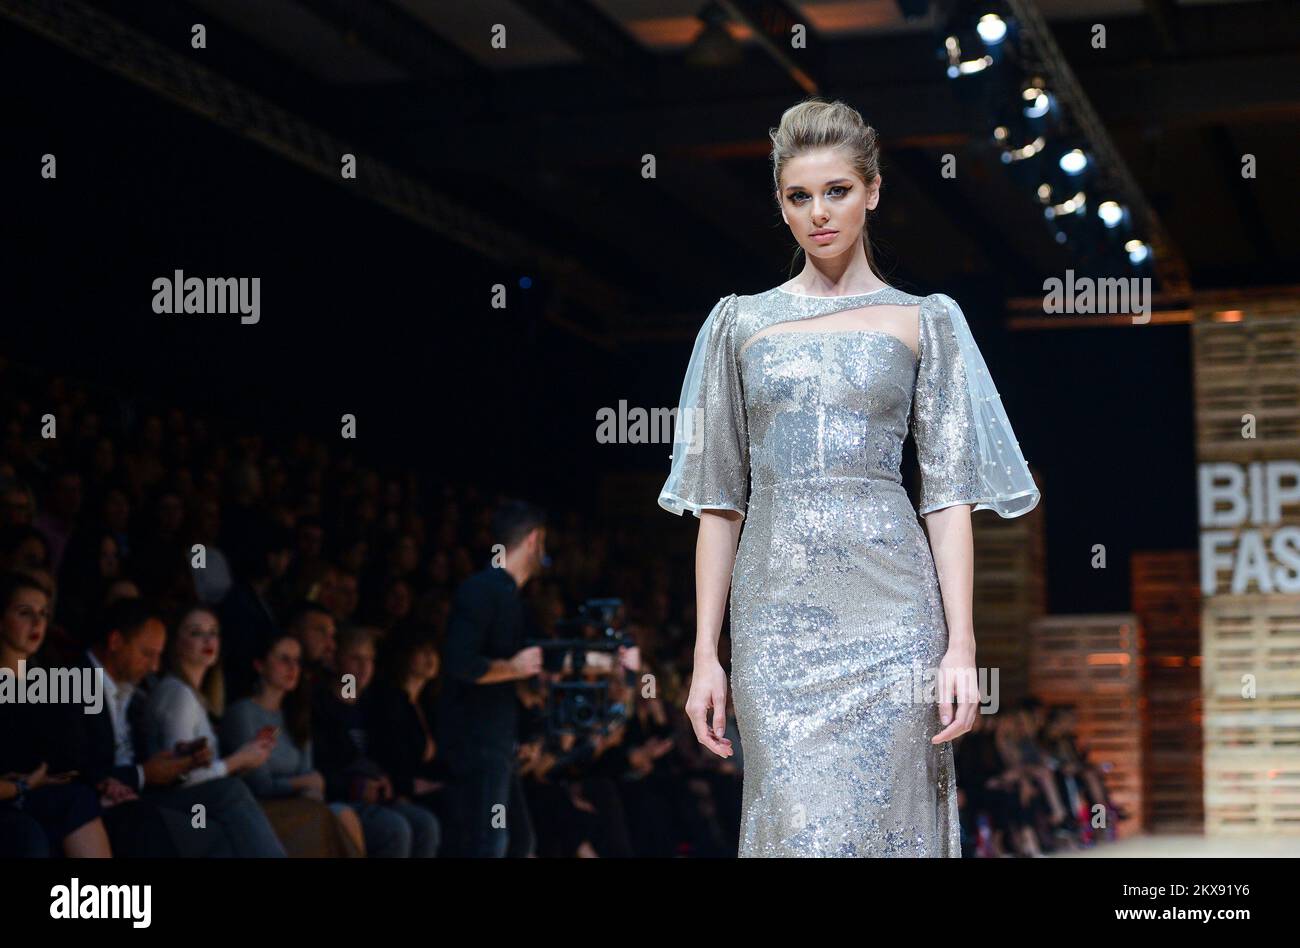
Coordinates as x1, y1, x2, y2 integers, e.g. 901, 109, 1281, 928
143, 673, 230, 785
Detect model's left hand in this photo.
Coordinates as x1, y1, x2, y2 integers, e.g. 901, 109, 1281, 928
931, 646, 980, 744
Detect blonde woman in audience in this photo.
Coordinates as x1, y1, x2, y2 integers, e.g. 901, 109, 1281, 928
144, 604, 278, 786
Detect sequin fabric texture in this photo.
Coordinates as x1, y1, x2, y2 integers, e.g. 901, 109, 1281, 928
659, 285, 1018, 857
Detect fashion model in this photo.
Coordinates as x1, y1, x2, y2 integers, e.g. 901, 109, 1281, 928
658, 99, 1040, 857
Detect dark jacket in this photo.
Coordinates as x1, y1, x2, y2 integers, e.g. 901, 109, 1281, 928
437, 566, 528, 758
62, 654, 151, 792
362, 682, 445, 798
311, 680, 387, 802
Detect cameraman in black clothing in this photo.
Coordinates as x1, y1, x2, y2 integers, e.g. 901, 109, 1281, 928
438, 500, 546, 857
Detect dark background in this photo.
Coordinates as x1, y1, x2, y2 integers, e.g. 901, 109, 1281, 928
11, 0, 1293, 615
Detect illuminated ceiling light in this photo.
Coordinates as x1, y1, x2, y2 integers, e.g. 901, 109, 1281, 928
945, 35, 994, 78
976, 14, 1008, 45
995, 126, 1045, 162
1125, 239, 1150, 264
684, 2, 742, 68
1021, 83, 1051, 119
1058, 148, 1089, 175
1004, 136, 1045, 162
1097, 200, 1125, 228
1042, 190, 1087, 219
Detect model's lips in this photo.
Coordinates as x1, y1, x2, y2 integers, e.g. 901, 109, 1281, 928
810, 230, 838, 244
810, 229, 838, 236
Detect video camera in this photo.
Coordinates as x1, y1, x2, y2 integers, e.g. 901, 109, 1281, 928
524, 597, 637, 739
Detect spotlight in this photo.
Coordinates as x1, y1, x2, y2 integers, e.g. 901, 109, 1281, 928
1097, 200, 1127, 229
976, 14, 1008, 44
944, 34, 993, 77
1125, 239, 1150, 265
685, 2, 742, 68
1021, 82, 1052, 119
1038, 184, 1087, 220
1058, 148, 1089, 175
993, 126, 1046, 163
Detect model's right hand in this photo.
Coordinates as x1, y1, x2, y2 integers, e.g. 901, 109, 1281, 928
685, 657, 733, 758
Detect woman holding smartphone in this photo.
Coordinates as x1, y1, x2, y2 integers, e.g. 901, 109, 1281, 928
223, 631, 365, 857
144, 603, 276, 784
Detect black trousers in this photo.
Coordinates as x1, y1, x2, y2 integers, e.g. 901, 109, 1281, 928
448, 745, 535, 858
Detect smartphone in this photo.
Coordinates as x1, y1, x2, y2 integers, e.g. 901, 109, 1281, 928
255, 725, 279, 743
175, 737, 208, 756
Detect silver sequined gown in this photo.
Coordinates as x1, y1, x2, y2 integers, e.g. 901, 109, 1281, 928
658, 285, 1039, 858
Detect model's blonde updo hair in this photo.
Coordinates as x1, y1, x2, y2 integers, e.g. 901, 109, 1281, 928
770, 97, 885, 280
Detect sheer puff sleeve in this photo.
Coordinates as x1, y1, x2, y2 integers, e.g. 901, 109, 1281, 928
911, 293, 1040, 519
658, 293, 750, 519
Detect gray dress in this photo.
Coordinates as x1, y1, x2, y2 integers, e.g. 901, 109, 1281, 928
658, 285, 1039, 857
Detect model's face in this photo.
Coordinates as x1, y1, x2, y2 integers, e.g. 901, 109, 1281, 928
1, 588, 49, 658
177, 609, 220, 670
777, 148, 879, 258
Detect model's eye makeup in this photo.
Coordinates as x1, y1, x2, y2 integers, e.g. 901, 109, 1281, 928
788, 185, 851, 204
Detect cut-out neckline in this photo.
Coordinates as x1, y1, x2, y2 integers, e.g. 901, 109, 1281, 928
740, 328, 918, 363
774, 284, 893, 299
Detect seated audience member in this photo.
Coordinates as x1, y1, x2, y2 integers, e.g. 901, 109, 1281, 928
313, 625, 440, 857
0, 524, 51, 576
189, 498, 234, 606
53, 527, 121, 643
103, 577, 143, 609
1044, 704, 1127, 826
69, 596, 287, 857
954, 712, 1019, 856
218, 521, 292, 702
315, 564, 358, 631
0, 572, 112, 857
364, 621, 451, 830
223, 632, 365, 857
144, 604, 276, 787
0, 788, 53, 857
287, 599, 337, 683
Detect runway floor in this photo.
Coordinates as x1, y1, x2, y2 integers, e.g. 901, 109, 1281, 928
1050, 834, 1300, 857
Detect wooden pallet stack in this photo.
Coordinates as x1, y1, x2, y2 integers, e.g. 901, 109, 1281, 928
1201, 596, 1300, 835
1193, 293, 1300, 837
1029, 614, 1144, 838
1131, 551, 1203, 833
1192, 299, 1300, 462
971, 468, 1048, 709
